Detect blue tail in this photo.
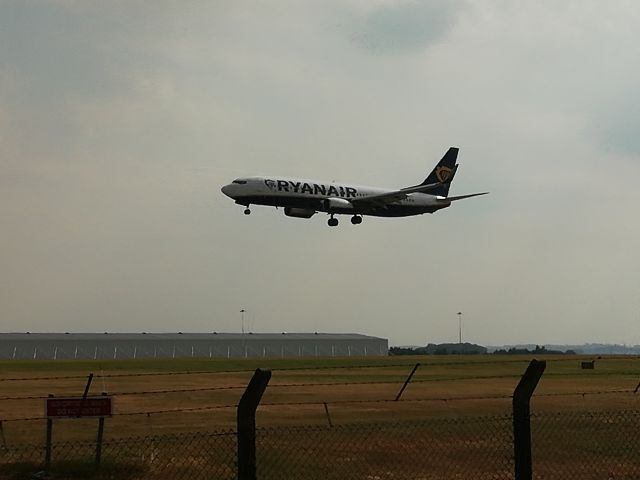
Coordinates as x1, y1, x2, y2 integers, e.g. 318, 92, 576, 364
421, 147, 459, 197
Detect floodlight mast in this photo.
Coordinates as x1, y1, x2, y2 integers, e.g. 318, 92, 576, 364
240, 309, 246, 358
457, 312, 463, 344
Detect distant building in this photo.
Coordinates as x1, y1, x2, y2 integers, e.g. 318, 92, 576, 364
0, 332, 388, 360
389, 342, 488, 356
424, 343, 488, 355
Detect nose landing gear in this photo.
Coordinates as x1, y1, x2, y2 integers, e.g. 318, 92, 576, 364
244, 206, 251, 215
327, 215, 339, 227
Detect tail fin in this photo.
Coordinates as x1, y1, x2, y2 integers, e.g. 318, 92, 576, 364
421, 147, 459, 197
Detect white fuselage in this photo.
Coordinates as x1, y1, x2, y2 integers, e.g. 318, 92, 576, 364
221, 176, 449, 218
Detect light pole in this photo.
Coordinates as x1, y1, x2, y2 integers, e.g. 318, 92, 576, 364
240, 309, 246, 359
457, 312, 463, 344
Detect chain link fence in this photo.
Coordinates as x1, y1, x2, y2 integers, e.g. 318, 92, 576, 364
256, 416, 514, 480
0, 430, 236, 480
2, 360, 640, 479
2, 410, 639, 479
532, 410, 640, 480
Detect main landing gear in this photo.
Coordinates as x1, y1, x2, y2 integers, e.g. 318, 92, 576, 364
327, 215, 363, 226
244, 206, 251, 215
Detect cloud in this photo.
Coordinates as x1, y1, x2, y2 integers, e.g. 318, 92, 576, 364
598, 96, 640, 156
1, 1, 640, 346
344, 1, 459, 54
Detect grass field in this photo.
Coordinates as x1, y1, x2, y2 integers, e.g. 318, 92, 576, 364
1, 355, 640, 479
1, 354, 639, 445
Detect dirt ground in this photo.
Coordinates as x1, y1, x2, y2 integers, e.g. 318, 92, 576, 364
1, 355, 639, 445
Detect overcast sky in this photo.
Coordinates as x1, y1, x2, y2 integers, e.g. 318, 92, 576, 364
1, 1, 639, 346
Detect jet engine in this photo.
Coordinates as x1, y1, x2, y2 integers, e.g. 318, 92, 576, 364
323, 197, 353, 212
284, 207, 316, 218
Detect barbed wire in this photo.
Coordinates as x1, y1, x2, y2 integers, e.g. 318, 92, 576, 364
0, 377, 488, 401
259, 395, 513, 408
2, 371, 640, 402
2, 387, 637, 423
0, 385, 247, 401
0, 404, 239, 423
0, 375, 576, 402
117, 404, 238, 416
534, 389, 635, 398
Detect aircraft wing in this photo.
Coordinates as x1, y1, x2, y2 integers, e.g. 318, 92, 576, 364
350, 182, 443, 207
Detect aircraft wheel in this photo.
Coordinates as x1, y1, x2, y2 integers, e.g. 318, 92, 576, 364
328, 217, 339, 227
244, 208, 251, 215
351, 215, 362, 225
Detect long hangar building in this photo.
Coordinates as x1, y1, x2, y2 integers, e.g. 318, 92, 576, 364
0, 333, 388, 360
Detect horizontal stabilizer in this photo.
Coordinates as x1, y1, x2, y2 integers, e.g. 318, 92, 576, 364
439, 192, 489, 202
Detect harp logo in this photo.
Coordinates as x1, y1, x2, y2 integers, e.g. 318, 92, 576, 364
435, 166, 454, 183
264, 179, 277, 191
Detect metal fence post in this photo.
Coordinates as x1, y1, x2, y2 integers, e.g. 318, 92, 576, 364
0, 420, 6, 448
323, 402, 333, 427
45, 394, 54, 472
95, 392, 107, 470
237, 368, 271, 480
513, 359, 546, 480
395, 363, 420, 401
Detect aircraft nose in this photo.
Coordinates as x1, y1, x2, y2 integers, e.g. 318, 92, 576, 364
221, 184, 233, 198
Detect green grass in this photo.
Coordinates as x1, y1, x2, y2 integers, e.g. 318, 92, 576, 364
0, 356, 423, 375
4, 353, 633, 374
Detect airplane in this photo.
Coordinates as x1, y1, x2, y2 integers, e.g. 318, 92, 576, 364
221, 147, 488, 226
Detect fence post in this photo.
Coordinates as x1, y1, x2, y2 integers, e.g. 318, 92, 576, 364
323, 402, 333, 427
395, 363, 420, 401
513, 359, 546, 480
0, 420, 6, 448
95, 392, 107, 470
237, 368, 271, 480
45, 394, 54, 472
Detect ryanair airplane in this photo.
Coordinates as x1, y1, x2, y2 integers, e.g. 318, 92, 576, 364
221, 147, 488, 226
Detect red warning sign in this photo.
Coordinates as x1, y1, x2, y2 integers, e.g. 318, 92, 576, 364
45, 396, 113, 418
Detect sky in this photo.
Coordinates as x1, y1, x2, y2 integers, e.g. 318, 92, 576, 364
1, 1, 640, 346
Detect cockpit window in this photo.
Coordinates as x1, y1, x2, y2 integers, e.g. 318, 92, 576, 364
232, 179, 247, 184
